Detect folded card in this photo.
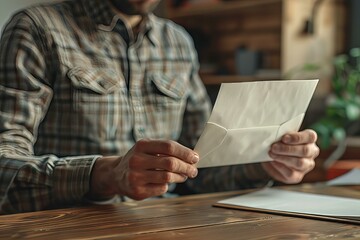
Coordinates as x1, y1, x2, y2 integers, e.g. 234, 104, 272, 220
195, 80, 318, 168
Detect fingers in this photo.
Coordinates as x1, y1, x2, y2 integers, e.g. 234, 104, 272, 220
130, 139, 198, 179
262, 162, 289, 183
264, 130, 319, 184
125, 166, 190, 200
130, 170, 188, 185
269, 152, 315, 172
127, 171, 188, 200
268, 129, 319, 181
113, 140, 200, 201
134, 139, 199, 164
262, 162, 304, 184
128, 183, 169, 201
271, 141, 320, 158
150, 155, 198, 178
281, 129, 318, 145
129, 153, 198, 178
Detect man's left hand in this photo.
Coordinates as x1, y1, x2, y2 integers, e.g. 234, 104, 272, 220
262, 129, 320, 184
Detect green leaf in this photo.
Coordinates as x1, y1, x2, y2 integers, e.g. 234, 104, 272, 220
302, 63, 321, 72
346, 103, 360, 120
346, 71, 360, 95
354, 96, 360, 105
350, 48, 360, 58
303, 48, 360, 150
334, 54, 348, 68
332, 127, 346, 142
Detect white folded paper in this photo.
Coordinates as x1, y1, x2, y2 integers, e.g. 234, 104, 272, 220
195, 80, 318, 168
217, 188, 360, 220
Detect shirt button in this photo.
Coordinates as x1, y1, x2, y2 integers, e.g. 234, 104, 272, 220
138, 127, 145, 134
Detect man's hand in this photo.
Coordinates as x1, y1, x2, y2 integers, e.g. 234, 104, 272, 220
262, 129, 320, 184
89, 139, 199, 200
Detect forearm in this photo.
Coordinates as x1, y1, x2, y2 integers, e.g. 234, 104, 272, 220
0, 153, 99, 214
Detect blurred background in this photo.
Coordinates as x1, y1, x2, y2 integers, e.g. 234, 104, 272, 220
0, 0, 58, 30
160, 0, 360, 181
1, 0, 359, 182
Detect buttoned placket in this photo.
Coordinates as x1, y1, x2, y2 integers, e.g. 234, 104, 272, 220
109, 16, 147, 140
129, 34, 148, 140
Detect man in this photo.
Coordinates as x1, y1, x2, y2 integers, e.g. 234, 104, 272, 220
0, 0, 319, 214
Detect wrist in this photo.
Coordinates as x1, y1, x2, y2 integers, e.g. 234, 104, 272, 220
87, 156, 120, 200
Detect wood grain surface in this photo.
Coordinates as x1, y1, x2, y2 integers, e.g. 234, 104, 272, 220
1, 185, 360, 240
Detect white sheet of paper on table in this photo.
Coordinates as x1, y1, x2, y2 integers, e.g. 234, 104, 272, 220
195, 80, 318, 168
217, 188, 360, 219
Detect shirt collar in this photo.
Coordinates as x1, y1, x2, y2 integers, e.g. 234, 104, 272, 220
146, 14, 160, 47
81, 0, 157, 46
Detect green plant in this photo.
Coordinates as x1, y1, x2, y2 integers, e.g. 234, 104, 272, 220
311, 48, 360, 150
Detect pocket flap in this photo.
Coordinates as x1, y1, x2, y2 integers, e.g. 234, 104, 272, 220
67, 67, 122, 94
150, 73, 188, 100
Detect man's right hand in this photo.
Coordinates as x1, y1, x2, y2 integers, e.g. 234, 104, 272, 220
88, 139, 199, 200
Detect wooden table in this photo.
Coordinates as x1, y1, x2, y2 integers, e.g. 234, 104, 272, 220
1, 184, 360, 239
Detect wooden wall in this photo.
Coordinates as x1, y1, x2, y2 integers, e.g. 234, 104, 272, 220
282, 0, 348, 96
163, 0, 347, 96
211, 3, 282, 74
170, 1, 283, 76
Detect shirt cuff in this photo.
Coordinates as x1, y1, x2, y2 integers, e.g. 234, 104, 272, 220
53, 155, 101, 204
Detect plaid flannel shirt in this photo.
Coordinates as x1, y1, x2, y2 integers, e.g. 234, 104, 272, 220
0, 0, 270, 214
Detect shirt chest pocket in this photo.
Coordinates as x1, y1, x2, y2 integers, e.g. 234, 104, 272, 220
67, 68, 126, 117
149, 73, 189, 107
67, 67, 125, 109
66, 67, 127, 141
145, 73, 190, 140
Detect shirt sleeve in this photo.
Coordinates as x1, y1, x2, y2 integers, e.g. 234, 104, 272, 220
0, 12, 98, 214
177, 31, 272, 194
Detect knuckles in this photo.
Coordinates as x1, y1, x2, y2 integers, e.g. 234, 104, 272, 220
130, 190, 148, 201
277, 144, 291, 153
307, 129, 318, 143
133, 139, 150, 152
283, 171, 303, 184
302, 143, 319, 158
302, 146, 311, 157
128, 171, 140, 184
313, 145, 320, 158
162, 157, 178, 172
162, 140, 176, 155
160, 172, 173, 183
295, 158, 306, 170
128, 153, 143, 169
295, 158, 315, 172
309, 159, 316, 171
